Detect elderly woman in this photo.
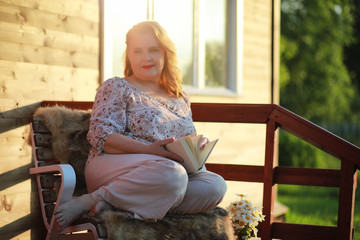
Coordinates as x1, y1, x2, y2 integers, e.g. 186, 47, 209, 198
55, 21, 227, 230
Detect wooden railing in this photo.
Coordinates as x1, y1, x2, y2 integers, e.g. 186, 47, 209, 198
40, 101, 360, 240
191, 103, 359, 240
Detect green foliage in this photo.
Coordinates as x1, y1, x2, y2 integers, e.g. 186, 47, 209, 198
180, 41, 226, 87
280, 0, 355, 123
279, 130, 341, 169
205, 41, 226, 87
280, 0, 360, 168
344, 0, 360, 93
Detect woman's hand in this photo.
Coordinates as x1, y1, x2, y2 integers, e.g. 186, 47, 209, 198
199, 136, 210, 150
146, 138, 184, 163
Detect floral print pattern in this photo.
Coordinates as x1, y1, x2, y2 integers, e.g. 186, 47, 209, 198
87, 77, 196, 158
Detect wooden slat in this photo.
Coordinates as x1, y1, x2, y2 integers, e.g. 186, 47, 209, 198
32, 117, 49, 132
38, 161, 60, 167
44, 203, 55, 221
191, 103, 274, 123
36, 147, 54, 160
0, 22, 99, 55
270, 222, 337, 240
0, 0, 99, 23
0, 2, 99, 37
0, 60, 99, 103
205, 164, 264, 182
0, 59, 99, 83
41, 100, 93, 110
0, 40, 98, 69
274, 166, 340, 187
40, 175, 60, 188
34, 133, 51, 147
42, 189, 57, 203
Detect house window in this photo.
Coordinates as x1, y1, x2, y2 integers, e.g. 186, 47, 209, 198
103, 0, 243, 94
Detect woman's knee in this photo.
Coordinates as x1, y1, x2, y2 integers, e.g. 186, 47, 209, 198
211, 175, 227, 199
150, 160, 188, 194
195, 173, 227, 200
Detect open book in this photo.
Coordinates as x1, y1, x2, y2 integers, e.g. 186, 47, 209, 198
165, 135, 218, 173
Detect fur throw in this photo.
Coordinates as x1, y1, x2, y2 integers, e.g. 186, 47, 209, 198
34, 106, 91, 195
103, 207, 234, 240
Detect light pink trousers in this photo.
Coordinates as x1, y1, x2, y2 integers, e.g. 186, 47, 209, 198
85, 153, 227, 220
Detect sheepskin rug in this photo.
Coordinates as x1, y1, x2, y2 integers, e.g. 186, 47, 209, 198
103, 207, 234, 240
33, 106, 235, 240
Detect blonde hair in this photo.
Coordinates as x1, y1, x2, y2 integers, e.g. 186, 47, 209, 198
124, 21, 184, 98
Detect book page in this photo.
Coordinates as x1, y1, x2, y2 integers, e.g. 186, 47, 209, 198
198, 139, 218, 166
184, 135, 198, 160
165, 137, 199, 173
165, 135, 218, 173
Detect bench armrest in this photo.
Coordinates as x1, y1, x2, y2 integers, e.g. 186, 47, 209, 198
30, 164, 76, 205
30, 164, 77, 239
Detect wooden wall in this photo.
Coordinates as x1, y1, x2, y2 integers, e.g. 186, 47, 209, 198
0, 0, 100, 239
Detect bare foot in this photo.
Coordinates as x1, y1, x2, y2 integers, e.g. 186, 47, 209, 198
54, 194, 96, 231
88, 200, 113, 217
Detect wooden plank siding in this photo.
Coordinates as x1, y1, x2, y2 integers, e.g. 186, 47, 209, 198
0, 0, 99, 239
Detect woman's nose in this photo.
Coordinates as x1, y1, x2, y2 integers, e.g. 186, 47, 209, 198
144, 51, 152, 60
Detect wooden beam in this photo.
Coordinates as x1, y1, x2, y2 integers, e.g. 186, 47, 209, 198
271, 222, 337, 240
41, 101, 93, 110
191, 103, 274, 123
337, 161, 357, 240
261, 119, 277, 240
274, 166, 340, 187
205, 164, 263, 182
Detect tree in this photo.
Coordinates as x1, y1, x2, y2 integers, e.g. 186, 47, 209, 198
344, 0, 360, 123
280, 0, 355, 123
279, 0, 358, 168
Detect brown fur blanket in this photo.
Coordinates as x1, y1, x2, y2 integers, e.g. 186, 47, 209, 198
103, 207, 234, 240
33, 106, 234, 240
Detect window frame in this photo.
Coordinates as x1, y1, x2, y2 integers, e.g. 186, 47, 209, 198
100, 0, 243, 96
184, 0, 243, 96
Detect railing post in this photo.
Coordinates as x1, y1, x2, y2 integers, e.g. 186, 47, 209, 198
337, 160, 357, 240
261, 119, 277, 239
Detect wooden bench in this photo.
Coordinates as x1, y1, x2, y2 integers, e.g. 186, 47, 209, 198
30, 101, 360, 240
30, 107, 107, 240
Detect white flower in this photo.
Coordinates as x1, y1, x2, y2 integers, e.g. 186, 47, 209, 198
228, 194, 266, 239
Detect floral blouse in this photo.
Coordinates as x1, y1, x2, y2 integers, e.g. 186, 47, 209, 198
87, 77, 196, 158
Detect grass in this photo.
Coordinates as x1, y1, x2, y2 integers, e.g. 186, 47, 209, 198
277, 174, 360, 239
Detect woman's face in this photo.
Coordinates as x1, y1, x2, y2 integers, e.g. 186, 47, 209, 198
127, 31, 165, 82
